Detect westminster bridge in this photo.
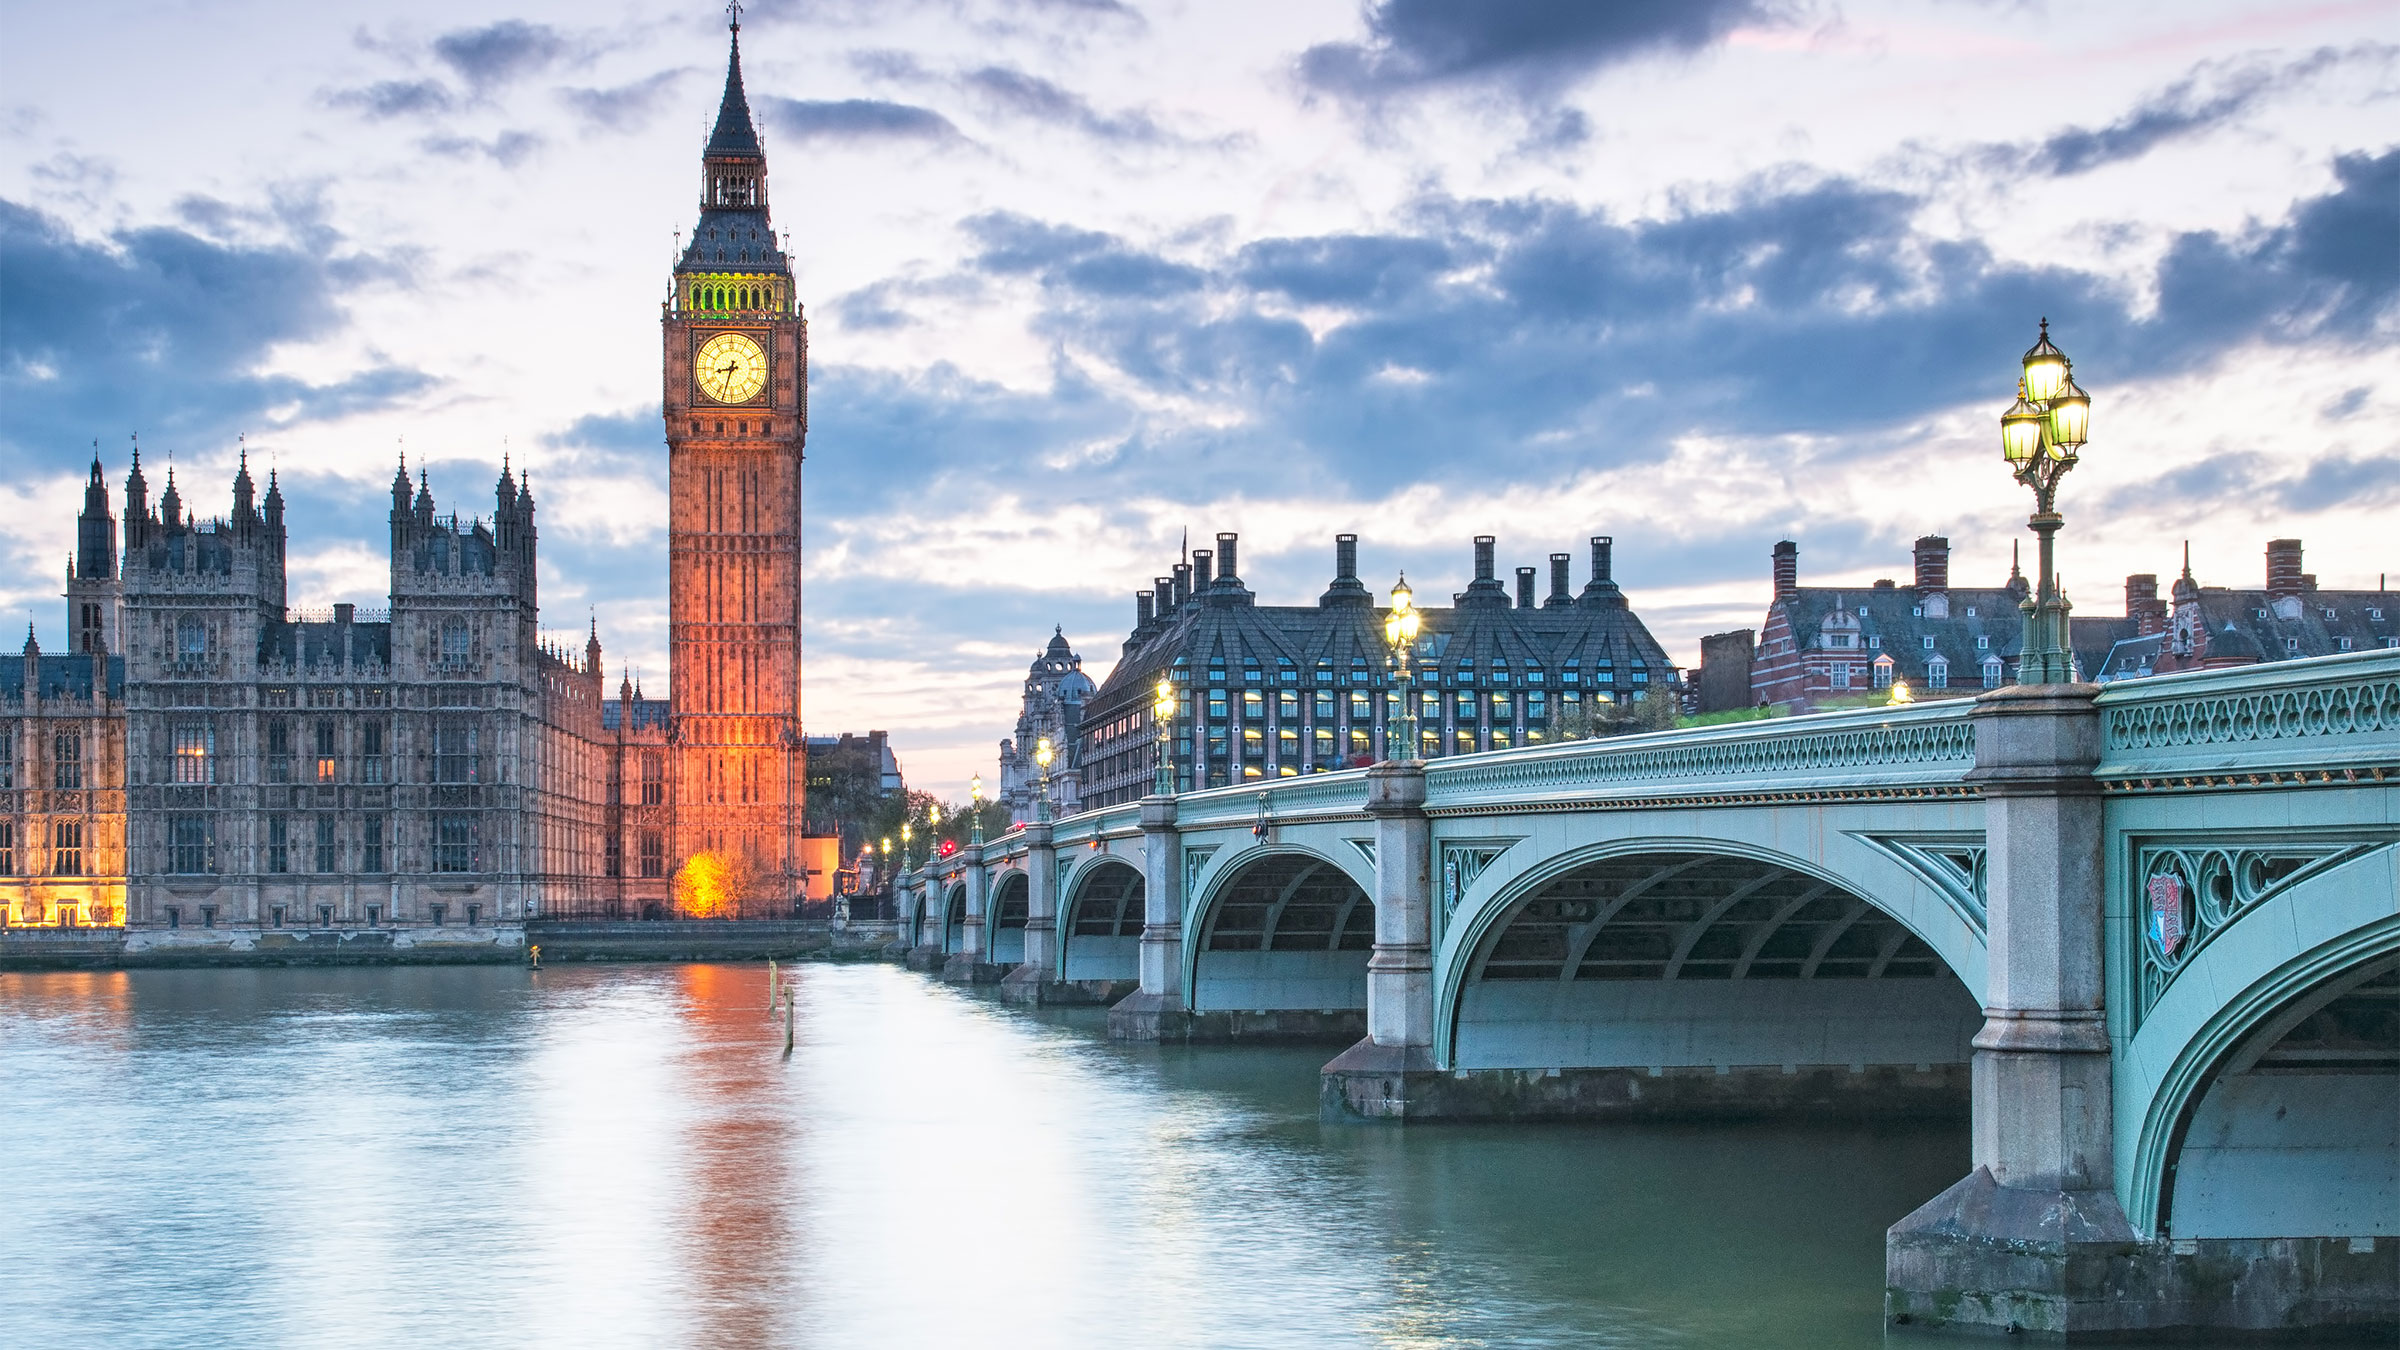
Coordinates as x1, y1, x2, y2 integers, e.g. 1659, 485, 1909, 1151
895, 652, 2399, 1340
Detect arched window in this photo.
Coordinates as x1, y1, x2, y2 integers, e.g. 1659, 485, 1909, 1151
176, 616, 206, 661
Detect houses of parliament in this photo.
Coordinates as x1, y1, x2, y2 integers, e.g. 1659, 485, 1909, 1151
0, 23, 821, 939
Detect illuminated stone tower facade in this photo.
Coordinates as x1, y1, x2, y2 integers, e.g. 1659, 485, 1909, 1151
663, 19, 807, 888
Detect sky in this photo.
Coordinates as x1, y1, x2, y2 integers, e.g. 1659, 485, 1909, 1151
2, 0, 2395, 796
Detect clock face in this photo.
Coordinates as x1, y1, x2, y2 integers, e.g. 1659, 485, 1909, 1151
694, 331, 768, 405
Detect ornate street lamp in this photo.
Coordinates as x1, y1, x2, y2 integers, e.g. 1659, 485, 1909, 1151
1034, 736, 1055, 823
899, 821, 913, 869
969, 775, 985, 846
1152, 676, 1178, 797
1383, 575, 1421, 762
1999, 319, 2093, 684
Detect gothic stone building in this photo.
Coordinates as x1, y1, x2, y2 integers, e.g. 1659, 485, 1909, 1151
997, 629, 1094, 822
1075, 531, 1677, 811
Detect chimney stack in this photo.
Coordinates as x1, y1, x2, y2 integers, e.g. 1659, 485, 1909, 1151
334, 602, 355, 625
1773, 540, 1798, 599
2125, 574, 2164, 635
1335, 533, 1358, 581
2266, 538, 2303, 598
1136, 591, 1154, 628
1912, 535, 1950, 595
1192, 549, 1213, 593
1591, 535, 1613, 584
1515, 566, 1536, 609
1172, 564, 1190, 608
1471, 536, 1496, 583
1156, 576, 1176, 613
1547, 553, 1572, 607
1215, 532, 1239, 586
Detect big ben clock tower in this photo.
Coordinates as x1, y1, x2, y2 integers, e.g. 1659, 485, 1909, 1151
664, 12, 806, 892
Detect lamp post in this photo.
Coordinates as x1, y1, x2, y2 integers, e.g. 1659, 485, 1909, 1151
1383, 575, 1421, 763
969, 775, 985, 846
1034, 737, 1055, 823
1152, 676, 1178, 796
2000, 318, 2093, 685
900, 821, 913, 870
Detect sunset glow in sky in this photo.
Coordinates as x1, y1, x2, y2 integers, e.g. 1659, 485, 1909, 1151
3, 0, 2394, 793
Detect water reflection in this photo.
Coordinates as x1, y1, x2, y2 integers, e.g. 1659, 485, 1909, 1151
7, 963, 1981, 1349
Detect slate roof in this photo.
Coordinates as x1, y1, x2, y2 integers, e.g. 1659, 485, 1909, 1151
0, 652, 123, 701
257, 621, 392, 670
1770, 580, 2130, 688
678, 27, 788, 276
2166, 586, 2398, 670
705, 29, 762, 158
600, 698, 674, 733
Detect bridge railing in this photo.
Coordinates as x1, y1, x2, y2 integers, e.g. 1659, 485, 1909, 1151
2094, 648, 2400, 782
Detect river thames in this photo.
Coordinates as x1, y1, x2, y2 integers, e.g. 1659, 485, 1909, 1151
3, 962, 1978, 1348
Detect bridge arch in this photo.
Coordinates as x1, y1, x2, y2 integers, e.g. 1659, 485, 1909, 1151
2122, 843, 2399, 1237
1059, 857, 1142, 982
940, 882, 968, 956
987, 871, 1029, 966
1183, 847, 1374, 1019
1436, 839, 1982, 1106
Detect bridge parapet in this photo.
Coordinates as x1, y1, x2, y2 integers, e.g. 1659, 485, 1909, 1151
2096, 648, 2400, 782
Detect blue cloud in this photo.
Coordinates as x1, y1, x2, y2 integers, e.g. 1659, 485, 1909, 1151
1301, 0, 1778, 97
760, 96, 963, 145
432, 20, 567, 91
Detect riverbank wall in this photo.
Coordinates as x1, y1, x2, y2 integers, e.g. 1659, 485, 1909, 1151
0, 920, 903, 970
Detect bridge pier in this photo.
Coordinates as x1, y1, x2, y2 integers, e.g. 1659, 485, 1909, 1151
1887, 685, 2145, 1336
1321, 762, 1444, 1117
941, 847, 1008, 984
1108, 796, 1193, 1039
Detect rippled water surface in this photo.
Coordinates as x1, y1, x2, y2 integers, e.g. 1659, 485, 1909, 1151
3, 963, 1977, 1348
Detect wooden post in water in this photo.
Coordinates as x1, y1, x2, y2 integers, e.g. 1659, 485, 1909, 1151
783, 985, 794, 1054
767, 957, 778, 1010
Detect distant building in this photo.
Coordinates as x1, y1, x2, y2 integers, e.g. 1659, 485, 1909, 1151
2095, 539, 2397, 681
1074, 531, 1677, 811
998, 629, 1093, 821
1741, 535, 2142, 711
1694, 629, 1757, 713
805, 729, 905, 885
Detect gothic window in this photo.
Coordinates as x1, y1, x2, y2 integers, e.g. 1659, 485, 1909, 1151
177, 615, 206, 662
0, 733, 12, 789
363, 819, 387, 873
268, 817, 289, 873
267, 720, 291, 783
172, 723, 214, 784
439, 618, 470, 664
434, 814, 475, 873
50, 821, 81, 876
0, 821, 12, 873
169, 815, 210, 873
315, 720, 337, 782
640, 831, 665, 878
51, 731, 80, 790
313, 816, 337, 872
434, 722, 478, 783
360, 722, 386, 783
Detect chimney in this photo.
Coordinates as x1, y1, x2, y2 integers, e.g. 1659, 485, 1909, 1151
1515, 567, 1536, 609
1335, 533, 1358, 581
1136, 591, 1154, 628
2125, 574, 2163, 636
1591, 535, 1613, 584
1912, 535, 1950, 595
1156, 576, 1176, 614
1215, 532, 1239, 587
2301, 573, 2318, 593
1474, 536, 1496, 581
1172, 565, 1190, 608
1192, 549, 1213, 593
334, 602, 355, 625
2266, 539, 2303, 599
1546, 553, 1572, 607
1773, 540, 1798, 599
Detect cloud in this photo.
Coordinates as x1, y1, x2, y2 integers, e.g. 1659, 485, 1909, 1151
1300, 0, 1779, 98
431, 20, 567, 92
421, 131, 544, 166
2100, 448, 2400, 517
2009, 46, 2392, 178
328, 79, 456, 120
759, 96, 964, 145
558, 71, 684, 134
961, 66, 1181, 145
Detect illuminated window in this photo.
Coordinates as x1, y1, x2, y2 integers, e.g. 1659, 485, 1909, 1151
173, 723, 215, 784
315, 719, 337, 782
1278, 690, 1299, 720
1243, 689, 1263, 720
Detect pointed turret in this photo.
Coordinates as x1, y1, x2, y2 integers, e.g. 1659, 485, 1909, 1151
77, 451, 115, 582
159, 466, 183, 529
414, 467, 434, 524
678, 15, 785, 276
706, 21, 762, 158
263, 468, 285, 532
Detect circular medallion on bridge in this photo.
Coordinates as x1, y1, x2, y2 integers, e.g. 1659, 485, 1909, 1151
2146, 872, 2189, 960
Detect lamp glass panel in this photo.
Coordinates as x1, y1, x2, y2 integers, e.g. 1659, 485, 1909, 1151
2002, 402, 2044, 464
2046, 389, 2090, 449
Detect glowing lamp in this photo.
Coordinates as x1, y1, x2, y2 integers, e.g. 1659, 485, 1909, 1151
1034, 737, 1054, 771
970, 775, 983, 806
2021, 320, 2067, 402
1153, 677, 1175, 721
2001, 384, 2044, 466
2043, 372, 2090, 456
1383, 575, 1420, 647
